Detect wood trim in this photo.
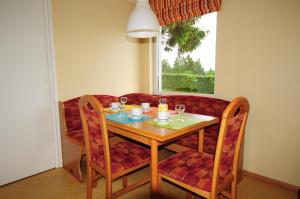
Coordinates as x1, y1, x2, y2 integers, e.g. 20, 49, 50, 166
242, 170, 300, 193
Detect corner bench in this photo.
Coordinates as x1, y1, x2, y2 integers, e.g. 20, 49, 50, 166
59, 93, 245, 182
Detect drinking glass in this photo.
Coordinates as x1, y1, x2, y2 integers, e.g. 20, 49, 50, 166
175, 104, 185, 122
159, 98, 167, 104
120, 96, 127, 106
119, 97, 127, 117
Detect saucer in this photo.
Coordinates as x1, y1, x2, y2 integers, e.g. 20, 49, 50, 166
128, 114, 143, 120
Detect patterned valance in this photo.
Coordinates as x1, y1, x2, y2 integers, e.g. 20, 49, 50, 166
149, 0, 222, 26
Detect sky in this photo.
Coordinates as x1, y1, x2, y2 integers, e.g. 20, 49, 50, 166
161, 12, 217, 71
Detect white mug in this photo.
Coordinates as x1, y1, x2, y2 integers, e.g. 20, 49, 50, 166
110, 102, 120, 112
131, 107, 142, 119
141, 102, 150, 112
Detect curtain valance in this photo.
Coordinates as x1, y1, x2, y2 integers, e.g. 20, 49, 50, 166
149, 0, 222, 26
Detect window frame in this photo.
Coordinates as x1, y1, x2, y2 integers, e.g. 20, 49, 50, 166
153, 19, 217, 97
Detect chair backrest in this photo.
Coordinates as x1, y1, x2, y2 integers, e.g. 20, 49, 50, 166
211, 97, 250, 195
79, 95, 112, 178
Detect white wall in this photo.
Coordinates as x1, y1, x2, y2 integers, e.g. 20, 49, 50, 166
215, 0, 300, 186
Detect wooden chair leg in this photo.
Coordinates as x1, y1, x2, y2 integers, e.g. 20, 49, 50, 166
86, 165, 93, 199
231, 179, 237, 199
106, 178, 112, 199
122, 175, 128, 188
186, 191, 192, 199
158, 175, 162, 197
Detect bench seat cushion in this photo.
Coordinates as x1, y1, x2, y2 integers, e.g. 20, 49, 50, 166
175, 132, 218, 154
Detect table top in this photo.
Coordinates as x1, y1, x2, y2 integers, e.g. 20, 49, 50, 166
106, 112, 218, 143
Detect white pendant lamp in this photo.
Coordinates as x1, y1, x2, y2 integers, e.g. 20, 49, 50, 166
127, 0, 160, 38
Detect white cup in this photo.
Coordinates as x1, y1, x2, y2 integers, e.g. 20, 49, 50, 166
131, 107, 142, 119
141, 102, 150, 112
110, 102, 120, 112
158, 111, 168, 120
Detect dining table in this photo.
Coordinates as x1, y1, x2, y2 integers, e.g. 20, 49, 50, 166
105, 107, 218, 198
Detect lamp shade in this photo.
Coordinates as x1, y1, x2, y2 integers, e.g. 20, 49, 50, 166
127, 0, 160, 38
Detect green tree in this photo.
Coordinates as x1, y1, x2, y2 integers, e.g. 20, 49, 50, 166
206, 69, 215, 76
162, 59, 172, 73
172, 55, 205, 75
162, 18, 207, 55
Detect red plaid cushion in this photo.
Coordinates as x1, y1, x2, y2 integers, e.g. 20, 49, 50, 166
64, 97, 82, 132
93, 95, 119, 108
121, 93, 156, 106
175, 131, 218, 154
82, 106, 150, 174
68, 129, 115, 143
159, 150, 225, 192
218, 111, 245, 179
159, 95, 229, 154
163, 95, 229, 119
93, 141, 150, 174
68, 129, 84, 143
159, 111, 246, 192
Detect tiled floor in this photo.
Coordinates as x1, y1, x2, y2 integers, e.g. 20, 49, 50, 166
0, 150, 298, 199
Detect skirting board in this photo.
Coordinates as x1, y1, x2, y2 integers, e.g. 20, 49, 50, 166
242, 170, 300, 193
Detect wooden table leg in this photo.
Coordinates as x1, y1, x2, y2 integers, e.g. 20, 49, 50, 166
150, 139, 159, 199
198, 129, 204, 152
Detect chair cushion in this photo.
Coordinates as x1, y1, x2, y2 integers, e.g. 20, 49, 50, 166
93, 141, 150, 174
175, 132, 218, 154
159, 150, 225, 192
69, 130, 84, 143
93, 95, 119, 108
120, 93, 156, 106
64, 97, 82, 132
163, 95, 229, 119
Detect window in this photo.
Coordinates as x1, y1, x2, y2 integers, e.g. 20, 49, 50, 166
155, 12, 217, 94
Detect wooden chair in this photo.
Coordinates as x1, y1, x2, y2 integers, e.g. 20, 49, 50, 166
79, 95, 151, 199
158, 97, 250, 199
